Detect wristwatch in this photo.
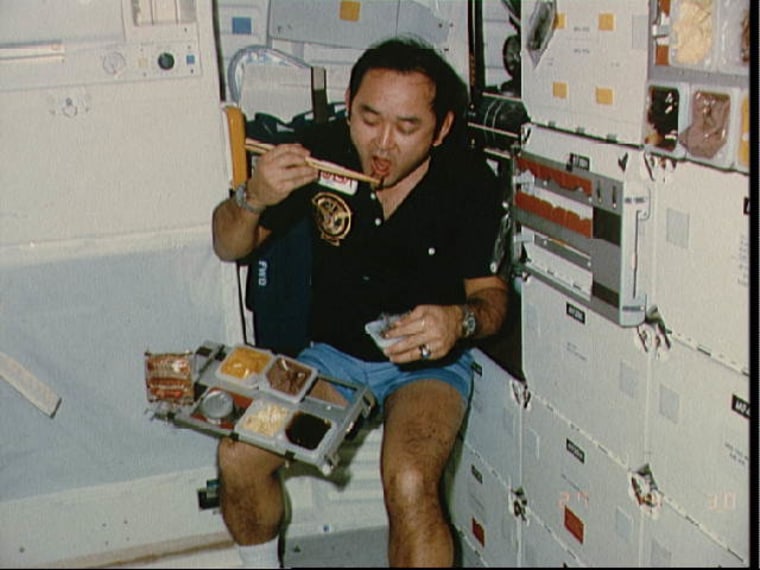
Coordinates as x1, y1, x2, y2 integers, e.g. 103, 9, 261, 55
460, 304, 477, 339
234, 182, 267, 214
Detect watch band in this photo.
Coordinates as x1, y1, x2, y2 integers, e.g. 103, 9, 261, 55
234, 182, 267, 215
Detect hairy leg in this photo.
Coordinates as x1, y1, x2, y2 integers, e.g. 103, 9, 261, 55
217, 438, 287, 545
381, 379, 466, 567
216, 378, 345, 546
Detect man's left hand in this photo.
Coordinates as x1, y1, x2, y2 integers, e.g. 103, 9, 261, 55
382, 305, 461, 364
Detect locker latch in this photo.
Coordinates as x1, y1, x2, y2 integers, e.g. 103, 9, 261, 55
636, 305, 671, 354
629, 464, 662, 518
510, 486, 528, 522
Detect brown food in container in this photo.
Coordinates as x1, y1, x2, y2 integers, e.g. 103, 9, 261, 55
266, 356, 313, 396
285, 412, 331, 450
679, 90, 730, 159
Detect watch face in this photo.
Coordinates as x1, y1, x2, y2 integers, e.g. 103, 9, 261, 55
462, 308, 477, 338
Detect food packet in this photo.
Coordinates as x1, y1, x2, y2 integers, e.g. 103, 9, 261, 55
364, 312, 408, 350
678, 90, 730, 158
144, 350, 194, 405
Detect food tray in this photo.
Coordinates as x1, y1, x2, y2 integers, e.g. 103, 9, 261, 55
159, 340, 375, 474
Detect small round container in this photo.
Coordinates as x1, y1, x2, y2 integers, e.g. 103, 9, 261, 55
199, 388, 234, 422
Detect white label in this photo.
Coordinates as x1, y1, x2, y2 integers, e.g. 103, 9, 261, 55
318, 171, 358, 195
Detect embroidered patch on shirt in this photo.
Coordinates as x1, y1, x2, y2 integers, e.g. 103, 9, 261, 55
312, 191, 352, 246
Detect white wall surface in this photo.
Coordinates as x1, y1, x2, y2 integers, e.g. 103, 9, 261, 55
0, 1, 242, 565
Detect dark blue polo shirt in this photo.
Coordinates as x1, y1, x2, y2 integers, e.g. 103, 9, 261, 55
259, 121, 503, 362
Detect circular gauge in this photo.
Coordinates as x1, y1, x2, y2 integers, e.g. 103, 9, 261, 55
157, 52, 175, 71
200, 389, 234, 420
103, 51, 126, 75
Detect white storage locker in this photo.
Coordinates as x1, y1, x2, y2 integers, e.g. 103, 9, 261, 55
521, 277, 653, 468
640, 497, 746, 566
521, 0, 650, 144
522, 396, 645, 567
647, 338, 750, 561
268, 0, 450, 50
649, 159, 750, 373
521, 509, 587, 567
0, 0, 228, 247
215, 0, 270, 98
445, 438, 520, 567
456, 531, 487, 568
466, 349, 523, 487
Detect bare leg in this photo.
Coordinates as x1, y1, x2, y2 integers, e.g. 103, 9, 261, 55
380, 379, 466, 567
216, 379, 345, 546
217, 438, 287, 545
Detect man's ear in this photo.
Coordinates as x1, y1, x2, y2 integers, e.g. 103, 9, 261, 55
433, 111, 454, 147
344, 88, 351, 120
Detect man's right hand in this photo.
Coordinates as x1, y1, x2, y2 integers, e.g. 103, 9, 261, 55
212, 143, 318, 262
247, 143, 319, 208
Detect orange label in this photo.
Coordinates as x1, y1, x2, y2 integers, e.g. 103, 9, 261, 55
598, 13, 615, 31
564, 506, 585, 544
339, 1, 361, 21
471, 517, 485, 547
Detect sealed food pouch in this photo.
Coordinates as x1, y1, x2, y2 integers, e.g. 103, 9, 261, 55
145, 350, 194, 405
679, 90, 731, 158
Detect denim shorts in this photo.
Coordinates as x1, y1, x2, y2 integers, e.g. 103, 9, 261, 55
297, 342, 474, 409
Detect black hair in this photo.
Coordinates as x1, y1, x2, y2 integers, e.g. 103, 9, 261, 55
348, 35, 469, 145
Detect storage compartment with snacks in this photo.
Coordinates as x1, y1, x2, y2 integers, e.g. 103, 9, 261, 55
643, 81, 689, 158
657, 0, 748, 76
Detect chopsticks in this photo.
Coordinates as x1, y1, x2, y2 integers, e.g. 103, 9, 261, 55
245, 138, 380, 186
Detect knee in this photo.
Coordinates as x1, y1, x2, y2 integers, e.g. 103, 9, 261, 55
217, 438, 283, 484
383, 463, 437, 511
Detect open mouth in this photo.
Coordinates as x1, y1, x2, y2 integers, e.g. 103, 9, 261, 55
371, 157, 391, 178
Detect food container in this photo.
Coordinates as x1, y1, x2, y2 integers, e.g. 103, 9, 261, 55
678, 85, 740, 169
214, 344, 273, 389
643, 81, 690, 159
175, 384, 254, 436
668, 0, 717, 71
260, 355, 317, 403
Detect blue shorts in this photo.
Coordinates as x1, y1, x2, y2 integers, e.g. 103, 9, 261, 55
297, 342, 474, 409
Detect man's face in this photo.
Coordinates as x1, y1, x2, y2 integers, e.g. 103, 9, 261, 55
346, 68, 451, 189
